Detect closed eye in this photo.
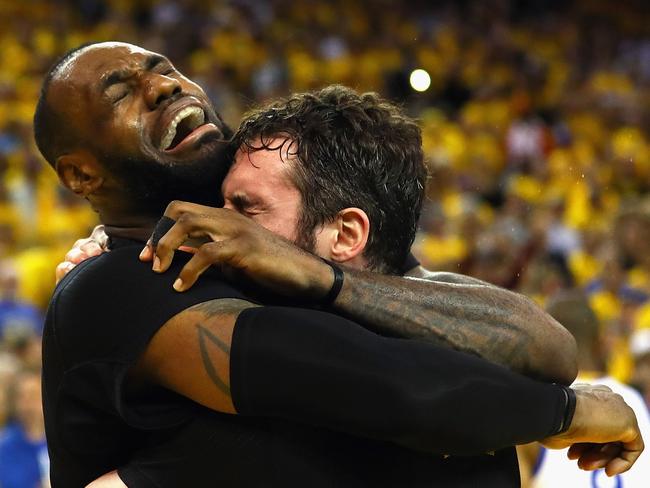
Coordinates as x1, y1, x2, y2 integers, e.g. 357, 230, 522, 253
105, 85, 129, 104
228, 194, 262, 217
113, 91, 128, 103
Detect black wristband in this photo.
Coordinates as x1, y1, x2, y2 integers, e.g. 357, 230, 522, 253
557, 386, 577, 434
320, 259, 344, 306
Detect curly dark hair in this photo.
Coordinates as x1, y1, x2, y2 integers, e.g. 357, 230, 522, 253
233, 85, 427, 274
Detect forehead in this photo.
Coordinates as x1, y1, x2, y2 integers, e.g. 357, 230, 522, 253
56, 42, 155, 81
231, 139, 295, 176
224, 139, 299, 193
50, 43, 162, 100
48, 43, 165, 117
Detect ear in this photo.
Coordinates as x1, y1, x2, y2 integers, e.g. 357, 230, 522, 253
326, 207, 370, 266
55, 150, 104, 197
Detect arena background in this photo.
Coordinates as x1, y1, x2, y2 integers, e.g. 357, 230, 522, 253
0, 0, 649, 486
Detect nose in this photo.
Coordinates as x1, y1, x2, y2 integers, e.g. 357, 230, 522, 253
143, 73, 181, 110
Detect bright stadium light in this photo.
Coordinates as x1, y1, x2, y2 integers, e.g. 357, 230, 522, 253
409, 69, 431, 92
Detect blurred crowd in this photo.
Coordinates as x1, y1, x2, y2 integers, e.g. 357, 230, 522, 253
0, 0, 649, 485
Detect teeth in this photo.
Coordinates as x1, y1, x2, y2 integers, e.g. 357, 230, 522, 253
160, 106, 205, 150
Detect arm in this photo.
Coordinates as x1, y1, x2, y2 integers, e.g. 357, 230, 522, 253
150, 201, 577, 384
85, 470, 126, 488
132, 296, 642, 470
328, 266, 577, 384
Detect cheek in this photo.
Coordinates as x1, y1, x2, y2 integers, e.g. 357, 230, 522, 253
253, 208, 300, 243
255, 215, 297, 242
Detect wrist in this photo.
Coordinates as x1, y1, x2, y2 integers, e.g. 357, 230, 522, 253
557, 386, 577, 435
561, 388, 586, 439
318, 258, 345, 306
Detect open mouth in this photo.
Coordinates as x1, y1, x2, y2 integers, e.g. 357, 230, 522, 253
159, 106, 207, 151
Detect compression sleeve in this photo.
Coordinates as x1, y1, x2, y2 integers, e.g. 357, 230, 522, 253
230, 306, 572, 455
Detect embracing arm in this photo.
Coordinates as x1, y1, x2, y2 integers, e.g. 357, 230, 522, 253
331, 265, 577, 384
134, 296, 583, 455
55, 210, 576, 383
149, 202, 577, 385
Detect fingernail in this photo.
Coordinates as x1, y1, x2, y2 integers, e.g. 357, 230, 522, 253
153, 256, 160, 272
139, 247, 147, 259
173, 278, 183, 291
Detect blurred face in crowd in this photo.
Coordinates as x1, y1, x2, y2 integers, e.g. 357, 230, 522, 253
15, 372, 43, 429
49, 42, 232, 214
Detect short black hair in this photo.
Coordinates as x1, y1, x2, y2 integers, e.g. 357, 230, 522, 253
33, 42, 99, 167
234, 85, 427, 274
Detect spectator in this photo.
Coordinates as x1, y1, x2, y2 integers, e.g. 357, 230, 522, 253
0, 368, 49, 488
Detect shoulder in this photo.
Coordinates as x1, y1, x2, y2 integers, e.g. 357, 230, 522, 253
48, 245, 250, 366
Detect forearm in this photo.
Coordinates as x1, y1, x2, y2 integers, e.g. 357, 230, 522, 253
231, 306, 571, 455
331, 267, 577, 384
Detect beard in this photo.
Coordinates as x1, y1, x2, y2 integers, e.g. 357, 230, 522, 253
101, 133, 234, 219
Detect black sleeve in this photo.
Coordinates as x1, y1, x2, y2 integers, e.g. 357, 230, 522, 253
230, 306, 571, 455
52, 244, 250, 429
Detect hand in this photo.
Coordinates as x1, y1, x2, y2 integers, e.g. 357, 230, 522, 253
145, 201, 335, 298
541, 384, 644, 476
55, 225, 109, 284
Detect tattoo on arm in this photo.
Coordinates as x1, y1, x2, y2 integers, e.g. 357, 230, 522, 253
334, 270, 534, 373
188, 298, 259, 397
192, 298, 258, 316
197, 324, 231, 396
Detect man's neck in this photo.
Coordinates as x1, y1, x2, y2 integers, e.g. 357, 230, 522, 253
104, 224, 155, 244
99, 209, 158, 244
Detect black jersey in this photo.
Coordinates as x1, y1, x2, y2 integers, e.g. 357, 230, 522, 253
43, 239, 570, 487
42, 239, 251, 487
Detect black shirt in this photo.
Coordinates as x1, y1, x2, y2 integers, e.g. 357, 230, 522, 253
43, 240, 568, 487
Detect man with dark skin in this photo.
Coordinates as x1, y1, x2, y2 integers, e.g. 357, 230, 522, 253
37, 42, 643, 487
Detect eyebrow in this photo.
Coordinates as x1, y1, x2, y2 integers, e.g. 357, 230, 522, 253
99, 54, 169, 93
229, 193, 255, 210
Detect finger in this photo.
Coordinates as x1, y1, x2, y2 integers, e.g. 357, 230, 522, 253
604, 436, 644, 476
163, 201, 240, 234
154, 219, 193, 273
577, 443, 621, 471
139, 240, 153, 262
605, 457, 633, 476
90, 225, 109, 249
156, 213, 228, 273
174, 242, 233, 291
567, 443, 593, 460
65, 247, 88, 265
72, 238, 89, 249
55, 262, 75, 284
163, 200, 214, 220
79, 241, 104, 258
66, 237, 93, 259
178, 245, 198, 254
